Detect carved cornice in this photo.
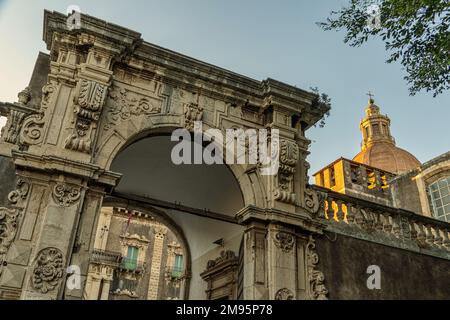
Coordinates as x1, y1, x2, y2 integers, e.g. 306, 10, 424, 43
12, 150, 122, 188
43, 11, 328, 129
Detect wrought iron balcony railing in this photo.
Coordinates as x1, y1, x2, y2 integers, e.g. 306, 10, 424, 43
91, 249, 122, 267
118, 257, 146, 273
166, 266, 184, 280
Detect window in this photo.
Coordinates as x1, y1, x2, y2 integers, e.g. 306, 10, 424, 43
123, 246, 138, 270
429, 177, 450, 222
172, 254, 183, 278
372, 124, 380, 136
329, 167, 336, 188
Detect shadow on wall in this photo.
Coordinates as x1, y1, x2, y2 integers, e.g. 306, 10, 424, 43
110, 135, 244, 215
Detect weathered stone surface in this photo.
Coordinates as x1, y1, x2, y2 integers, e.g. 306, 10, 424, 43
316, 232, 450, 299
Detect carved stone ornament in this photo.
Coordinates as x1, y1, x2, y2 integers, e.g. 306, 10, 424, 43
274, 139, 299, 204
7, 178, 30, 205
0, 207, 19, 255
273, 231, 295, 253
52, 183, 81, 207
65, 79, 108, 153
206, 250, 236, 270
19, 113, 45, 146
104, 87, 161, 130
275, 288, 294, 300
2, 109, 26, 144
32, 247, 64, 294
184, 102, 203, 131
306, 236, 328, 300
304, 186, 325, 215
41, 82, 57, 109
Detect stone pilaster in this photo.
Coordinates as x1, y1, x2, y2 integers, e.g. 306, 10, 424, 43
147, 226, 167, 300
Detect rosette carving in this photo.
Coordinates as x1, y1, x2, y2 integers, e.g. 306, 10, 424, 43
32, 247, 64, 293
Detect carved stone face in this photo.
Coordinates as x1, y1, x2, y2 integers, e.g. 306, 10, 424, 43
75, 119, 90, 136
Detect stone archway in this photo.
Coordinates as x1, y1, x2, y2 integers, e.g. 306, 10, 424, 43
0, 11, 329, 300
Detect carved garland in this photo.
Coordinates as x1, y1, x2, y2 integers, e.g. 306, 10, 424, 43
306, 236, 328, 300
32, 247, 65, 294
104, 87, 161, 130
52, 183, 81, 207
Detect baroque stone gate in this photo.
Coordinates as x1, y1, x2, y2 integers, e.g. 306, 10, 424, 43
0, 11, 330, 300
1, 11, 450, 300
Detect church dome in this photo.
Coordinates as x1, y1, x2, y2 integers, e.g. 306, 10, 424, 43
352, 96, 421, 174
353, 142, 421, 174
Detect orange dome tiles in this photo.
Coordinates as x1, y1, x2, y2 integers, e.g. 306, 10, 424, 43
353, 142, 421, 174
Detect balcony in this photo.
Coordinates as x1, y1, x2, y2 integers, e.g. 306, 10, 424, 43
118, 257, 146, 273
166, 266, 185, 280
91, 249, 121, 267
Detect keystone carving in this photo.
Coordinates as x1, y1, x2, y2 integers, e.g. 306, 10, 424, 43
52, 183, 81, 207
32, 247, 65, 294
184, 102, 203, 131
65, 79, 108, 153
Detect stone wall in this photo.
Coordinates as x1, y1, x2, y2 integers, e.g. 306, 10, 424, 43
316, 231, 450, 299
390, 172, 422, 214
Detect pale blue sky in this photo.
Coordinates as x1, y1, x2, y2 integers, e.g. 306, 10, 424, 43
0, 0, 448, 175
